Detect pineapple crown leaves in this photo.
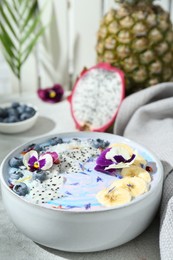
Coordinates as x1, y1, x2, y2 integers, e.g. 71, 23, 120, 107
115, 0, 156, 5
0, 0, 47, 80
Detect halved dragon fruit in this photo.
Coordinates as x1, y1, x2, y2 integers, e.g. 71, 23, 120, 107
68, 63, 125, 132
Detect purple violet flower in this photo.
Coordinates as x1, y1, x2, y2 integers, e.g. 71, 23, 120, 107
95, 146, 136, 175
37, 84, 64, 103
95, 164, 117, 176
23, 150, 54, 171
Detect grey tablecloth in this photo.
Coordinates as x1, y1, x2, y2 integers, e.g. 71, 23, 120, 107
0, 93, 160, 260
114, 82, 173, 260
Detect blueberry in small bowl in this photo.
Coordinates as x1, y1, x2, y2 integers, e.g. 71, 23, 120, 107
0, 102, 39, 134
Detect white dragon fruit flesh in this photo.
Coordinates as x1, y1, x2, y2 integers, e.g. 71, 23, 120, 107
68, 63, 125, 132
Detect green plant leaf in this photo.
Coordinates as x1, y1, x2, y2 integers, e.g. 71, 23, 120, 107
2, 0, 18, 25
21, 0, 38, 31
0, 36, 16, 62
18, 0, 24, 4
21, 26, 46, 64
0, 44, 19, 77
0, 0, 46, 80
21, 6, 45, 45
0, 24, 17, 56
0, 4, 18, 40
3, 52, 19, 77
12, 0, 21, 16
20, 0, 32, 16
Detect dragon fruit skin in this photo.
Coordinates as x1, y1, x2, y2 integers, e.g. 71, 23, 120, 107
68, 63, 125, 132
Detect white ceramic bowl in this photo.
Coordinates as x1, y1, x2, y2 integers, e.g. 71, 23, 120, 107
0, 132, 163, 252
0, 102, 39, 134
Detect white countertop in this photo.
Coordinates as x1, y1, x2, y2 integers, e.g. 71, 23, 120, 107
0, 93, 160, 260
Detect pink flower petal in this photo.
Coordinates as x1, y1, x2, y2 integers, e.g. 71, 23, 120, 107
46, 152, 59, 164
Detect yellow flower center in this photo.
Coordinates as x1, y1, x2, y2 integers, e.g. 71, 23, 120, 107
34, 162, 40, 169
49, 90, 56, 98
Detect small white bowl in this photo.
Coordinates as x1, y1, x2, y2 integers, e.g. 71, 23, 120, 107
0, 102, 39, 134
0, 132, 164, 252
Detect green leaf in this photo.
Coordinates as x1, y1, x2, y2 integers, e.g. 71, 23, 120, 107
2, 0, 18, 25
20, 0, 31, 16
0, 35, 16, 61
21, 0, 38, 31
21, 26, 46, 64
21, 1, 47, 45
18, 0, 24, 4
0, 23, 17, 53
0, 0, 47, 80
0, 4, 18, 40
21, 15, 43, 45
12, 0, 20, 16
2, 50, 19, 78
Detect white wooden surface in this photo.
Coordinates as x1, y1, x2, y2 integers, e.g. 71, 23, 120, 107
0, 0, 172, 94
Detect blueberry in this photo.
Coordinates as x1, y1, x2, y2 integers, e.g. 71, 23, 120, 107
91, 139, 110, 149
11, 102, 20, 109
16, 106, 23, 115
97, 138, 103, 143
30, 109, 36, 116
9, 170, 24, 180
25, 106, 35, 114
9, 157, 23, 168
38, 143, 48, 151
24, 107, 36, 118
20, 104, 27, 112
33, 144, 42, 151
0, 108, 4, 117
13, 183, 29, 196
102, 141, 110, 148
0, 103, 36, 124
7, 108, 17, 116
17, 104, 27, 115
33, 170, 47, 181
25, 106, 31, 112
9, 167, 18, 175
49, 137, 63, 146
25, 143, 35, 150
27, 113, 33, 119
3, 118, 10, 123
0, 108, 8, 118
22, 143, 41, 153
92, 143, 99, 149
8, 115, 18, 123
20, 113, 30, 121
91, 139, 103, 148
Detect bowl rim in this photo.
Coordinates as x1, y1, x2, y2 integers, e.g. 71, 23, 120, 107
0, 102, 39, 126
0, 132, 164, 214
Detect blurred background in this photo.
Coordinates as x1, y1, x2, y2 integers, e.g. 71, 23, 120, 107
0, 0, 172, 95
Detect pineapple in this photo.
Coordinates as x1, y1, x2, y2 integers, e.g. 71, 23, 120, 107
96, 0, 173, 94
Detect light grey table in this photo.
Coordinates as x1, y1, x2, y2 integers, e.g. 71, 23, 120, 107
0, 93, 160, 260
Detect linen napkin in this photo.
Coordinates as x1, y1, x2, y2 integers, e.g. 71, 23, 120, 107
114, 82, 173, 260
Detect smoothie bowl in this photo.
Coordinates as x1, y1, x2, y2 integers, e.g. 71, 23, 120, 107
0, 132, 163, 252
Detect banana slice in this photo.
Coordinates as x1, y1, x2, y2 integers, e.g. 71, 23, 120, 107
96, 187, 131, 207
109, 143, 146, 167
110, 177, 148, 198
121, 165, 151, 183
109, 143, 134, 153
133, 154, 147, 167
